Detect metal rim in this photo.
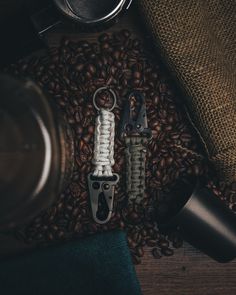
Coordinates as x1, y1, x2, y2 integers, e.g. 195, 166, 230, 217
54, 0, 132, 24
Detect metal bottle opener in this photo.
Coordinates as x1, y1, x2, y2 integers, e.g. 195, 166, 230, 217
120, 91, 152, 204
88, 174, 119, 224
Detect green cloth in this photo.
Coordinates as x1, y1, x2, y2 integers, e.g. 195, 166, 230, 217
0, 231, 142, 295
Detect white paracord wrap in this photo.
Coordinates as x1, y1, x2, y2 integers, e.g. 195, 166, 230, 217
92, 109, 115, 177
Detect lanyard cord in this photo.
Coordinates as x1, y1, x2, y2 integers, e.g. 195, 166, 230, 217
125, 136, 148, 204
92, 109, 115, 177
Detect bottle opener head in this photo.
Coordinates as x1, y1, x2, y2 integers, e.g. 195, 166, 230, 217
88, 173, 119, 224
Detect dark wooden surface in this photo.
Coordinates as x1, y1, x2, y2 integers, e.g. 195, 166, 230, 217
137, 245, 236, 295
1, 1, 236, 295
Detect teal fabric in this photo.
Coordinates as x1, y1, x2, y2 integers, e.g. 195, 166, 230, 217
0, 231, 142, 295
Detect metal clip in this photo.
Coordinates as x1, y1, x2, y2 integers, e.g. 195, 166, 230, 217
88, 173, 119, 224
120, 91, 152, 139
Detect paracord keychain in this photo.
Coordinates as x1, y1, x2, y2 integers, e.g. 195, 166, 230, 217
88, 87, 119, 224
120, 91, 152, 204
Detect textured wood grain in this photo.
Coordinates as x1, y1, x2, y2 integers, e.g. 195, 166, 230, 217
136, 244, 236, 295
0, 2, 236, 295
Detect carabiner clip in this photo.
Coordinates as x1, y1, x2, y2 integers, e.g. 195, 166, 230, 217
88, 173, 119, 224
120, 91, 152, 139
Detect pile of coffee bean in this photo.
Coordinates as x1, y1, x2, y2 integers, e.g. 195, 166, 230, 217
5, 30, 236, 264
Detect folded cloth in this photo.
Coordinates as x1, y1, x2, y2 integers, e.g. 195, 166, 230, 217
0, 231, 142, 295
138, 0, 236, 183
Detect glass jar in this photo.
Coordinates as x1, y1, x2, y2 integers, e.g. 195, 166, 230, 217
0, 75, 74, 231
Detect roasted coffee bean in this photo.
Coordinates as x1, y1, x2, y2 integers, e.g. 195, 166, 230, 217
132, 232, 141, 244
141, 229, 147, 238
47, 232, 54, 241
132, 253, 141, 265
161, 248, 174, 257
57, 231, 65, 239
152, 248, 162, 259
158, 239, 169, 249
121, 29, 131, 39
173, 236, 184, 249
8, 29, 230, 266
128, 237, 136, 249
86, 64, 96, 75
136, 247, 144, 258
147, 239, 157, 247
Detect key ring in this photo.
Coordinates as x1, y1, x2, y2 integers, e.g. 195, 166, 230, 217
93, 86, 117, 112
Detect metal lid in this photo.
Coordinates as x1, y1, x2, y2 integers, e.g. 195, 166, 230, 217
54, 0, 132, 24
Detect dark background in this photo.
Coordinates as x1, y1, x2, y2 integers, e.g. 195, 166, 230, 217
0, 0, 236, 294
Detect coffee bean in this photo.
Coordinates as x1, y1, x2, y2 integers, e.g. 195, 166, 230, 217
173, 236, 184, 249
158, 239, 169, 249
75, 63, 84, 72
99, 33, 109, 43
147, 239, 157, 247
57, 231, 65, 239
152, 248, 162, 259
128, 237, 137, 249
136, 247, 144, 258
72, 208, 80, 218
121, 29, 131, 39
132, 254, 141, 265
161, 248, 174, 257
47, 232, 54, 241
126, 211, 142, 225
132, 232, 141, 244
86, 64, 96, 75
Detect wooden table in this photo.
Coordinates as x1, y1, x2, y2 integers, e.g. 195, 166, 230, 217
1, 2, 236, 295
137, 245, 236, 295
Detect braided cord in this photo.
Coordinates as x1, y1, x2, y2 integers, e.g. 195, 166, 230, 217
125, 136, 148, 204
92, 109, 115, 177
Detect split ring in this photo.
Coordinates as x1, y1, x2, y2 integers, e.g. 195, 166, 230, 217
93, 87, 117, 112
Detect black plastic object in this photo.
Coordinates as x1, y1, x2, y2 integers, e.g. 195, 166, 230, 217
0, 0, 133, 67
0, 10, 44, 68
0, 0, 54, 68
159, 179, 236, 263
0, 75, 74, 231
